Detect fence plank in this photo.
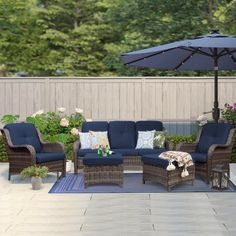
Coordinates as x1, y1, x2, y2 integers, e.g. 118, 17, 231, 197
0, 77, 235, 124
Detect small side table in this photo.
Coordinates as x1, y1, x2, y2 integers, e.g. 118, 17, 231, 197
211, 167, 229, 190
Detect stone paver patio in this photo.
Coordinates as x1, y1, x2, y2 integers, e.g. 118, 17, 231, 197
0, 163, 236, 236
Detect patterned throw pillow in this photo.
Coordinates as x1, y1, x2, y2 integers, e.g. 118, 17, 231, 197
136, 130, 155, 149
153, 131, 166, 148
79, 132, 92, 149
89, 131, 110, 149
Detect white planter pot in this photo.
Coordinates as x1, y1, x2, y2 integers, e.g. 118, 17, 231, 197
66, 160, 73, 172
31, 177, 42, 190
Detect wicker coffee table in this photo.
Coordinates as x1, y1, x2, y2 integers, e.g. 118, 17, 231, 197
83, 153, 123, 188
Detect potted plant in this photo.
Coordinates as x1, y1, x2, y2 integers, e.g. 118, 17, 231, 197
20, 165, 48, 190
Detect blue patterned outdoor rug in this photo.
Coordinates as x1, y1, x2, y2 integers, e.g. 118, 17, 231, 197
49, 173, 235, 193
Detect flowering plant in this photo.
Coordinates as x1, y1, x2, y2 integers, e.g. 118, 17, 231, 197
25, 108, 86, 160
221, 102, 236, 123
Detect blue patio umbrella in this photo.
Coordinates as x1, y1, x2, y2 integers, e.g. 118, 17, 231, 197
121, 30, 236, 122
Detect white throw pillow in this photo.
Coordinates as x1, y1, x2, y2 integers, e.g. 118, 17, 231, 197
136, 130, 155, 149
79, 132, 92, 149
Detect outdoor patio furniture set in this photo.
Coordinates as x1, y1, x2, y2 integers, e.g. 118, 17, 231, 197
1, 121, 235, 190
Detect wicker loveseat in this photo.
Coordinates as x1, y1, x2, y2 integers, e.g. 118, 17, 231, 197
74, 120, 172, 173
1, 123, 66, 180
176, 123, 236, 183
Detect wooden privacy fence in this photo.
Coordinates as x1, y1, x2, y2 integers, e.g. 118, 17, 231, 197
0, 77, 235, 134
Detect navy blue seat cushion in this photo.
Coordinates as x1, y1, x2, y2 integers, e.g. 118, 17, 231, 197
197, 123, 232, 153
111, 149, 139, 156
83, 153, 123, 166
142, 154, 177, 168
82, 121, 108, 132
77, 149, 97, 157
36, 152, 65, 164
109, 121, 136, 149
138, 148, 166, 156
190, 152, 208, 163
136, 120, 163, 132
4, 123, 42, 152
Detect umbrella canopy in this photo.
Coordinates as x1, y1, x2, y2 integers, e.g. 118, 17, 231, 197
121, 30, 236, 122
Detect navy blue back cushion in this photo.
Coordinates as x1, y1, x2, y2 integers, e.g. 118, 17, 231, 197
109, 121, 136, 149
136, 120, 163, 132
197, 123, 232, 153
82, 121, 108, 132
4, 123, 42, 152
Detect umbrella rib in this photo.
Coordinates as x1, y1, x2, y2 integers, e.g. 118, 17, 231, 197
179, 47, 212, 57
224, 48, 236, 64
123, 48, 175, 65
219, 49, 236, 57
174, 48, 204, 70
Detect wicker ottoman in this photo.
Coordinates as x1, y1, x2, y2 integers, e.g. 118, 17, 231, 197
142, 154, 195, 191
83, 153, 123, 188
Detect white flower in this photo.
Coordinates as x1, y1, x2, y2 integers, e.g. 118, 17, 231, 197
197, 114, 208, 126
60, 118, 69, 127
57, 107, 66, 113
197, 114, 207, 122
86, 118, 93, 122
71, 128, 79, 136
75, 108, 83, 114
31, 109, 44, 117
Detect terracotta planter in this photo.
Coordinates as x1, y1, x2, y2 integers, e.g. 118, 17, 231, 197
31, 177, 42, 190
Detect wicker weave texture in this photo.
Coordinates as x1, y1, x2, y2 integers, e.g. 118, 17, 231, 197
143, 164, 195, 191
1, 128, 66, 180
84, 165, 123, 188
76, 156, 142, 172
177, 127, 236, 183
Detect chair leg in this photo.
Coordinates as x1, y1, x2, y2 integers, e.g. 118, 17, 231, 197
8, 172, 11, 181
74, 160, 78, 174
57, 172, 59, 179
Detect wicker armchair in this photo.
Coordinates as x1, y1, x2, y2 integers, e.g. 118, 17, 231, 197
176, 123, 236, 183
1, 123, 66, 180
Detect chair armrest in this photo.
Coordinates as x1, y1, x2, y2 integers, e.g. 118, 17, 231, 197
8, 144, 36, 156
208, 144, 232, 157
41, 142, 65, 153
176, 142, 198, 152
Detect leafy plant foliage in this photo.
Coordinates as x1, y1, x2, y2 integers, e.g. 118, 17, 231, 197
0, 0, 236, 76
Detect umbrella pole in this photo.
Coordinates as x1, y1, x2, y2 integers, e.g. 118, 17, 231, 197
213, 49, 220, 123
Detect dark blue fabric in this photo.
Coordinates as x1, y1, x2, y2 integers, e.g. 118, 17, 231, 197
82, 121, 108, 132
77, 149, 98, 157
83, 153, 123, 166
111, 149, 139, 156
109, 121, 136, 149
122, 32, 236, 71
190, 152, 208, 163
138, 148, 166, 156
142, 155, 169, 168
36, 152, 65, 164
197, 123, 232, 153
4, 123, 42, 152
136, 120, 163, 132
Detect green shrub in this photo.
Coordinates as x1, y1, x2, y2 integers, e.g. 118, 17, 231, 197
166, 134, 196, 150
1, 114, 19, 124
